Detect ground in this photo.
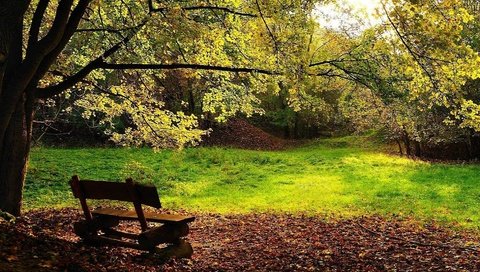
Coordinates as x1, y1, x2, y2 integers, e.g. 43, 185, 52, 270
25, 135, 480, 228
202, 118, 291, 150
6, 133, 480, 271
1, 209, 479, 271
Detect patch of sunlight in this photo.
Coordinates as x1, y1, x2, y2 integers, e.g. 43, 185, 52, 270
396, 178, 418, 191
266, 174, 359, 213
170, 180, 211, 197
275, 174, 345, 194
435, 184, 461, 198
434, 206, 452, 216
361, 153, 423, 166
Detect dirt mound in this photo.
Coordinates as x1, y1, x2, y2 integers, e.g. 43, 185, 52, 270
1, 209, 480, 271
203, 119, 289, 150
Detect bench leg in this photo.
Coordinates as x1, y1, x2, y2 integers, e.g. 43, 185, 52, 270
154, 239, 193, 259
138, 223, 189, 249
73, 217, 119, 238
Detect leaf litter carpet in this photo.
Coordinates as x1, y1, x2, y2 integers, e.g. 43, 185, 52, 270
1, 209, 479, 271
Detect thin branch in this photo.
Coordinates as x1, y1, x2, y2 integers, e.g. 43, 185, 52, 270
183, 6, 256, 17
255, 0, 279, 53
309, 58, 369, 67
383, 4, 438, 88
37, 59, 278, 99
148, 0, 256, 17
97, 62, 278, 75
75, 27, 137, 34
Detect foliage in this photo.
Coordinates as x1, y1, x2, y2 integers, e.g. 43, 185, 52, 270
311, 0, 480, 157
31, 0, 480, 149
388, 0, 480, 131
29, 0, 319, 148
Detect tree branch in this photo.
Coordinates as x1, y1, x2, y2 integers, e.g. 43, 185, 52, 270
383, 4, 438, 89
75, 25, 140, 34
34, 0, 92, 84
37, 60, 278, 99
309, 58, 369, 67
255, 0, 279, 53
31, 0, 74, 57
97, 62, 278, 75
36, 20, 145, 99
148, 0, 256, 17
28, 0, 50, 49
35, 0, 275, 100
182, 6, 256, 17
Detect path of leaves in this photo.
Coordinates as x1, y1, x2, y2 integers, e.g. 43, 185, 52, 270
203, 119, 289, 150
1, 209, 480, 271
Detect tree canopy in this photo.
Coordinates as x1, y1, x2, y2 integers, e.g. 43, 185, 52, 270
1, 0, 480, 215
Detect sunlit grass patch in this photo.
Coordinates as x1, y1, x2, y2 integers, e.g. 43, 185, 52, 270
26, 136, 480, 229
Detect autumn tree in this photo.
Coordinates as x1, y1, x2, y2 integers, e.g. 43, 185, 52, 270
0, 0, 318, 215
312, 0, 480, 157
377, 0, 480, 157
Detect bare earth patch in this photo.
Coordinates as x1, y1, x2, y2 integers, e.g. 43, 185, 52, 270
1, 209, 479, 271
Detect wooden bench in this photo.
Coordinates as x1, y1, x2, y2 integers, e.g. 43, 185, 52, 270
69, 175, 195, 258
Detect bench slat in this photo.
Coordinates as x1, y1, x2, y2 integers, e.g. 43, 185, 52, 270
92, 208, 195, 224
79, 180, 130, 201
73, 180, 161, 208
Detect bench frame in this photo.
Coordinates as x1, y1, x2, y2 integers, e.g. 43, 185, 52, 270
69, 175, 195, 258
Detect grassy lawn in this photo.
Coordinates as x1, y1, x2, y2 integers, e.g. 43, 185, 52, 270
26, 136, 480, 229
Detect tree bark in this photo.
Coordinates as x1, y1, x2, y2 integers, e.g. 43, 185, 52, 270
414, 141, 422, 157
403, 129, 411, 156
396, 139, 403, 155
0, 0, 33, 216
0, 91, 35, 216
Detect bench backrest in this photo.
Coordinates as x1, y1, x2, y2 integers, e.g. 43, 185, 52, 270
69, 175, 161, 230
70, 179, 161, 208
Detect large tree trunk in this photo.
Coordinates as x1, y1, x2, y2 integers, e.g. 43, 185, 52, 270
0, 0, 110, 216
0, 0, 33, 216
0, 91, 35, 216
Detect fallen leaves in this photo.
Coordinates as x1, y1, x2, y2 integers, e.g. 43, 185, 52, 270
0, 209, 480, 271
202, 119, 290, 150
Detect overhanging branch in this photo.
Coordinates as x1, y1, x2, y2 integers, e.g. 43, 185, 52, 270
36, 19, 146, 99
37, 60, 278, 99
383, 3, 438, 89
97, 62, 278, 75
255, 0, 278, 53
148, 0, 256, 17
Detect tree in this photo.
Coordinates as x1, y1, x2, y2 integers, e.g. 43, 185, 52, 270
0, 0, 317, 215
312, 0, 480, 157
376, 0, 480, 157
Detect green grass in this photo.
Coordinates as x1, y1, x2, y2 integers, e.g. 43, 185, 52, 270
26, 136, 480, 229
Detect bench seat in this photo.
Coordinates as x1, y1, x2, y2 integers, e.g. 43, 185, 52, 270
92, 208, 195, 224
